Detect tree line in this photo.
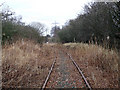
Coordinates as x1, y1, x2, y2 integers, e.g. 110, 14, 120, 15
52, 2, 120, 48
1, 5, 47, 44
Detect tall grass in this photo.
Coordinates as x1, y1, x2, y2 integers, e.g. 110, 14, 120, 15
2, 39, 55, 88
2, 40, 119, 88
64, 43, 119, 88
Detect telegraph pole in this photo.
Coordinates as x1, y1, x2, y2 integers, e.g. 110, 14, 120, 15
52, 21, 59, 42
52, 21, 59, 36
52, 21, 59, 31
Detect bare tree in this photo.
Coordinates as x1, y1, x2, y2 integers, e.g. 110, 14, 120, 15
30, 22, 47, 35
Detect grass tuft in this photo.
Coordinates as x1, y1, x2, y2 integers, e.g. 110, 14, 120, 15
2, 39, 55, 88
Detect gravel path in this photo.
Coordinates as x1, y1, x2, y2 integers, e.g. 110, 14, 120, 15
46, 51, 86, 88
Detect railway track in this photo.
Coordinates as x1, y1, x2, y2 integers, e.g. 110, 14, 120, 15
41, 51, 92, 90
41, 58, 56, 90
67, 53, 92, 90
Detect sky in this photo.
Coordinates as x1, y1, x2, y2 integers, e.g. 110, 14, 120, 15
1, 0, 94, 35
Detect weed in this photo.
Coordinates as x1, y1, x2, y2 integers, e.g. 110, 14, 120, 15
2, 39, 55, 88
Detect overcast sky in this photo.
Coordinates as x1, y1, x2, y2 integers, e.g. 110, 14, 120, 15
1, 0, 93, 35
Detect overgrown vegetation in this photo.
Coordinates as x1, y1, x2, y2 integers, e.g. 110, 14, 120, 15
1, 5, 47, 44
63, 43, 119, 88
1, 1, 120, 88
2, 39, 55, 88
2, 40, 119, 88
52, 2, 120, 49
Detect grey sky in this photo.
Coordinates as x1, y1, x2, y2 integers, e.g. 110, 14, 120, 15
1, 0, 93, 35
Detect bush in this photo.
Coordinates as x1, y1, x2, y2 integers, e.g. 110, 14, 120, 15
1, 7, 45, 44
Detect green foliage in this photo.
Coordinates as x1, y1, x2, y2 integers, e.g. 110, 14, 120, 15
57, 2, 120, 48
58, 29, 71, 43
1, 6, 46, 44
2, 21, 17, 42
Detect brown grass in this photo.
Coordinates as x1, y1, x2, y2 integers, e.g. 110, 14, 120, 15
2, 39, 55, 88
63, 43, 119, 88
2, 41, 119, 88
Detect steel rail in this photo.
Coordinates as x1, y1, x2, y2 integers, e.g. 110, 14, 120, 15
41, 58, 56, 90
67, 53, 92, 90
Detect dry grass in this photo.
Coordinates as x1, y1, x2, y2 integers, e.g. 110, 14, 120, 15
2, 41, 119, 88
64, 43, 119, 88
2, 39, 55, 88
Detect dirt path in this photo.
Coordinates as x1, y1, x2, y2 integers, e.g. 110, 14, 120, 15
46, 51, 86, 88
